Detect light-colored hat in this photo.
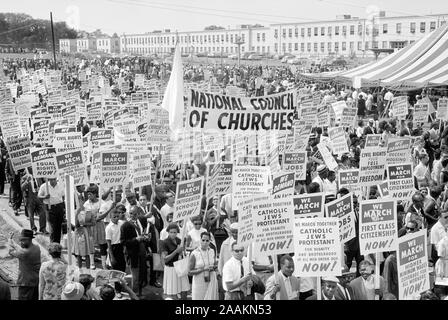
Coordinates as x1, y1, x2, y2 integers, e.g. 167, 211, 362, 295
322, 276, 340, 284
317, 165, 328, 173
61, 282, 85, 300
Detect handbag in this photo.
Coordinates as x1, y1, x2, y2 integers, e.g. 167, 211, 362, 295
173, 255, 190, 277
152, 253, 164, 271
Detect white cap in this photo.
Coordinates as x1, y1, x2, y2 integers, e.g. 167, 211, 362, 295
322, 276, 340, 284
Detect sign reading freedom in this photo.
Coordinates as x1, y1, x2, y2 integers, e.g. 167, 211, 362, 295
187, 89, 296, 131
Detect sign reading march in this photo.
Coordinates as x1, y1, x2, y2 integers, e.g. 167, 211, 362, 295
55, 150, 88, 186
282, 152, 306, 180
253, 196, 294, 255
325, 193, 356, 244
397, 229, 429, 300
187, 89, 295, 131
338, 169, 360, 194
387, 163, 414, 200
100, 151, 130, 188
293, 217, 342, 277
293, 193, 325, 219
173, 177, 204, 222
359, 199, 398, 255
30, 147, 57, 178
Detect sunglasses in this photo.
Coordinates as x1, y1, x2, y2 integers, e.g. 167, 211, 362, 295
234, 249, 244, 253
194, 222, 202, 225
201, 239, 210, 242
406, 227, 415, 231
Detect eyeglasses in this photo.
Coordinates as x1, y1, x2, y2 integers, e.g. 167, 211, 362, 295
194, 222, 202, 226
406, 227, 416, 231
201, 239, 210, 242
234, 249, 244, 253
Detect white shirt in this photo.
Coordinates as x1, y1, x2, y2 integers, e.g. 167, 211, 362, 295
220, 193, 233, 217
337, 283, 351, 300
105, 220, 124, 245
312, 175, 325, 193
279, 271, 297, 300
384, 91, 394, 101
160, 204, 173, 228
100, 199, 114, 223
222, 256, 252, 292
430, 221, 447, 245
324, 179, 337, 197
38, 182, 64, 205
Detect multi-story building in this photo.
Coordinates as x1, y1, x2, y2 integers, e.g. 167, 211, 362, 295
271, 12, 448, 57
97, 35, 120, 54
59, 39, 77, 53
61, 12, 448, 58
76, 37, 97, 53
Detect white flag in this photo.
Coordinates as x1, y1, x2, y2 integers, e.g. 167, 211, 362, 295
161, 44, 184, 133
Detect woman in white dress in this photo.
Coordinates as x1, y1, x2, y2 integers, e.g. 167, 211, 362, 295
188, 231, 218, 300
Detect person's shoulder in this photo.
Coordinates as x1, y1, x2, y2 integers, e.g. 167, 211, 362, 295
305, 294, 317, 300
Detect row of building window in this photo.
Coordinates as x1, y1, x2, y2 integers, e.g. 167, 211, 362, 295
123, 33, 252, 46
274, 21, 440, 38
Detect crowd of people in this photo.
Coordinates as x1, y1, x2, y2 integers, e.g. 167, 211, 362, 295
0, 53, 448, 301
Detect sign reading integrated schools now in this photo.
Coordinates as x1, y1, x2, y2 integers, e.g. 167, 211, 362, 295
359, 199, 398, 255
100, 151, 130, 188
187, 89, 296, 131
173, 177, 204, 222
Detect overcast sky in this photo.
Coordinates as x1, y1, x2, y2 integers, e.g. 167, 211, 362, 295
1, 0, 447, 35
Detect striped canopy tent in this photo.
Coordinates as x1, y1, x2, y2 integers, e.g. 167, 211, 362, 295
302, 24, 448, 91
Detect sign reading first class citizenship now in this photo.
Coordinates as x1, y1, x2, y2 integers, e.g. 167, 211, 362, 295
187, 89, 296, 131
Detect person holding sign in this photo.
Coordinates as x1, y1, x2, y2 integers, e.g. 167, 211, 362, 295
264, 255, 300, 300
306, 276, 339, 300
348, 260, 386, 300
188, 231, 218, 300
222, 243, 254, 300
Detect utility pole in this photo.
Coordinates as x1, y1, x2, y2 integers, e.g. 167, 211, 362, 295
50, 12, 57, 70
235, 36, 245, 68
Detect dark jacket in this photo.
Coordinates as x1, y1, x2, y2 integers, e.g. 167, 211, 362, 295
120, 217, 148, 267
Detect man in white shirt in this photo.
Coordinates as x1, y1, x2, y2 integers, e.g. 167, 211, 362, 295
105, 209, 126, 273
413, 153, 431, 188
220, 193, 234, 220
218, 223, 239, 275
384, 90, 394, 104
37, 178, 65, 244
312, 165, 328, 193
222, 243, 254, 300
160, 192, 175, 228
430, 211, 448, 263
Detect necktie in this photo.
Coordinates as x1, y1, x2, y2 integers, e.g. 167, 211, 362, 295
240, 261, 244, 278
345, 288, 350, 300
134, 220, 141, 235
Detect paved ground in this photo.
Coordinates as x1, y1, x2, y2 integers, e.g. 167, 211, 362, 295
0, 183, 166, 300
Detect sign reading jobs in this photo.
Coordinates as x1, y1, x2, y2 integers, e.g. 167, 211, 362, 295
359, 199, 398, 255
397, 229, 429, 300
294, 217, 342, 277
325, 193, 356, 244
173, 177, 204, 222
100, 151, 130, 189
252, 196, 294, 255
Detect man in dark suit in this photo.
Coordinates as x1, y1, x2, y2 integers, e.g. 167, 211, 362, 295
120, 206, 149, 296
363, 119, 376, 135
335, 266, 355, 300
306, 276, 339, 300
405, 193, 425, 230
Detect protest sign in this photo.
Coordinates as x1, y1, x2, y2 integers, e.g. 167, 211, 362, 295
253, 195, 295, 255
386, 138, 411, 165
187, 89, 296, 131
272, 172, 295, 199
32, 117, 51, 145
392, 96, 408, 118
53, 128, 83, 154
358, 148, 387, 186
292, 121, 312, 152
364, 134, 382, 149
397, 229, 429, 300
378, 181, 390, 198
89, 152, 102, 184
100, 151, 130, 189
317, 105, 329, 127
340, 107, 357, 127
90, 129, 114, 149
293, 217, 342, 277
437, 98, 448, 120
413, 103, 429, 123
338, 169, 360, 193
328, 126, 349, 155
359, 199, 398, 255
293, 193, 325, 219
173, 177, 204, 222
55, 150, 88, 186
387, 163, 414, 200
282, 152, 307, 180
267, 145, 281, 176
212, 162, 233, 195
232, 165, 270, 211
30, 147, 57, 178
317, 143, 338, 171
325, 193, 356, 244
331, 101, 347, 120
0, 116, 22, 140
86, 101, 104, 122
132, 151, 153, 189
237, 156, 264, 166
5, 135, 32, 171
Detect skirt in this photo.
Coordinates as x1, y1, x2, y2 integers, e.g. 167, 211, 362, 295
92, 220, 107, 245
72, 227, 94, 256
163, 266, 190, 295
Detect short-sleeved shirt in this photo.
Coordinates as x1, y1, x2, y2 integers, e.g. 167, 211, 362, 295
160, 237, 181, 267
430, 221, 447, 245
105, 220, 124, 245
222, 256, 251, 292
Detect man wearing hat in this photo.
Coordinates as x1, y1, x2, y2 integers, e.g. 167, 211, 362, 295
334, 265, 355, 300
61, 282, 84, 300
312, 165, 328, 193
8, 229, 41, 300
306, 276, 339, 300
